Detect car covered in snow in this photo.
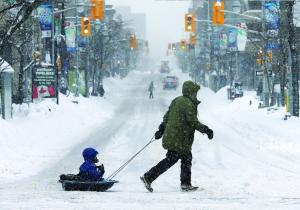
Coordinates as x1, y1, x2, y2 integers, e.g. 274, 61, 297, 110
163, 76, 178, 90
227, 82, 244, 100
160, 60, 171, 74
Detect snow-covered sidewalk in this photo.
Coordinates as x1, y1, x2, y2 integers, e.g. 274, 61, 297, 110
0, 72, 142, 182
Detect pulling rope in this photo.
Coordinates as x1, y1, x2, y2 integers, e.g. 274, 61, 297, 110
106, 135, 156, 180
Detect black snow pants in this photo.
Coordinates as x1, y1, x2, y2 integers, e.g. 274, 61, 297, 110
149, 91, 153, 99
144, 150, 192, 185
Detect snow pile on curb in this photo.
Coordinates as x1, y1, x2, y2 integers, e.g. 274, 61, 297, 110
0, 70, 149, 182
0, 95, 115, 181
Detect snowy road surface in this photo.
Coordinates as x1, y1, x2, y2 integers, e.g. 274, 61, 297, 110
0, 70, 300, 210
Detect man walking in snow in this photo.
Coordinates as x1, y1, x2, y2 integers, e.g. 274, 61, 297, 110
148, 81, 154, 99
141, 81, 214, 192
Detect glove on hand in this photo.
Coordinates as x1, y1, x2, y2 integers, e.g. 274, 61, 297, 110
97, 164, 105, 174
200, 125, 214, 140
155, 130, 163, 139
206, 128, 214, 140
154, 123, 165, 139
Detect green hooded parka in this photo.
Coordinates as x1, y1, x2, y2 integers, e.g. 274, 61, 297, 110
162, 81, 205, 154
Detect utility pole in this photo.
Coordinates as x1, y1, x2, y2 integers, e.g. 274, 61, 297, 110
86, 36, 90, 97
279, 1, 289, 108
207, 0, 211, 88
261, 0, 275, 107
287, 0, 299, 117
74, 0, 80, 97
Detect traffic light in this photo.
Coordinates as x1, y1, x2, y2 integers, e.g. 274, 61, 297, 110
180, 40, 187, 50
266, 51, 272, 63
256, 48, 263, 65
185, 14, 195, 33
129, 34, 138, 49
81, 17, 91, 36
90, 0, 104, 20
212, 1, 225, 25
190, 33, 197, 45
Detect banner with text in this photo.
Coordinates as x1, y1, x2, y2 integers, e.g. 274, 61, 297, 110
32, 66, 57, 100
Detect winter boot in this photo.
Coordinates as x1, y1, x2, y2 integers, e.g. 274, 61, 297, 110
181, 184, 199, 192
140, 176, 153, 192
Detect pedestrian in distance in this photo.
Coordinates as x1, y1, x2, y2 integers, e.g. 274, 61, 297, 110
148, 81, 154, 99
140, 81, 214, 192
99, 84, 105, 97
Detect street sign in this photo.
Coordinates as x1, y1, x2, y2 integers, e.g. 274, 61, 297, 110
256, 70, 272, 76
256, 71, 264, 76
266, 42, 282, 50
32, 65, 58, 101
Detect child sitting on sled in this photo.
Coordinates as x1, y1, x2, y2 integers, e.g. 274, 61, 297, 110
79, 147, 105, 181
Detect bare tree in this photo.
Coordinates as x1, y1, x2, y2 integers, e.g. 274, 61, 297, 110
0, 0, 43, 103
0, 0, 43, 52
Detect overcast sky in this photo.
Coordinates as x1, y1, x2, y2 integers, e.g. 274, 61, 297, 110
107, 0, 190, 60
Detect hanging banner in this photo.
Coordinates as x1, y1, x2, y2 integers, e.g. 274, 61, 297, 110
264, 0, 280, 38
236, 23, 247, 51
79, 70, 86, 95
54, 14, 62, 42
228, 28, 237, 51
37, 2, 53, 38
219, 33, 228, 51
67, 68, 86, 95
65, 21, 76, 52
78, 36, 87, 50
32, 65, 57, 100
266, 41, 282, 50
212, 31, 220, 55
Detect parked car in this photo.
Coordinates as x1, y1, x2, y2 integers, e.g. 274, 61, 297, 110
160, 60, 171, 74
163, 76, 178, 90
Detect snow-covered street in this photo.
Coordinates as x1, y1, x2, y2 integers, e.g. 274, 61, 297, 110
0, 69, 300, 210
2, 0, 300, 209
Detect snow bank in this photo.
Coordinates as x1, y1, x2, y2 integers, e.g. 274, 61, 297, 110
0, 70, 151, 182
195, 85, 300, 200
0, 94, 115, 181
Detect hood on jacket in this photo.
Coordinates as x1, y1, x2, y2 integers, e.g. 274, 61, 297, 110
82, 147, 99, 161
182, 81, 200, 103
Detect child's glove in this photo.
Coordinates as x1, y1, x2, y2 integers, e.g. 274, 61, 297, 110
97, 164, 105, 174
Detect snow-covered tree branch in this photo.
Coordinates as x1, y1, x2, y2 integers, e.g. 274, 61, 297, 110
0, 0, 43, 51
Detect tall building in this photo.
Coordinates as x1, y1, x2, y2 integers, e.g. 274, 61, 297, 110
115, 6, 147, 39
